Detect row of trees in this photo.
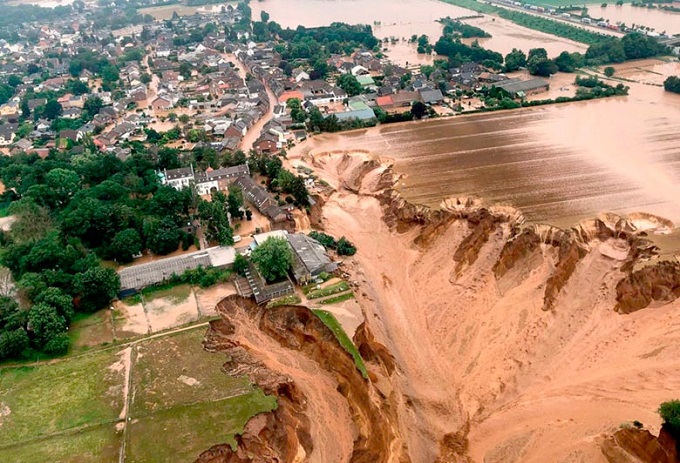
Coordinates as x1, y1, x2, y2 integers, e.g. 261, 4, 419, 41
504, 32, 666, 77
440, 17, 491, 39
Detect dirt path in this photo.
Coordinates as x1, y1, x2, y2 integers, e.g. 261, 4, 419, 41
117, 346, 136, 463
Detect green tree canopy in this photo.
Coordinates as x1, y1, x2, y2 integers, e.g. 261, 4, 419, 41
74, 265, 120, 313
336, 74, 362, 97
664, 76, 680, 94
109, 228, 142, 264
251, 237, 293, 283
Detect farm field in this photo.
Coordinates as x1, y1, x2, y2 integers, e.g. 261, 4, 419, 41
0, 327, 275, 462
67, 282, 237, 354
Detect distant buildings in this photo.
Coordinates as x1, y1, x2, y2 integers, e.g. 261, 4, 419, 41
159, 164, 250, 195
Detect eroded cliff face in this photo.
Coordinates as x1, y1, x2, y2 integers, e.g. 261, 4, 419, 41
601, 425, 679, 463
197, 296, 404, 463
199, 151, 680, 463
615, 261, 680, 314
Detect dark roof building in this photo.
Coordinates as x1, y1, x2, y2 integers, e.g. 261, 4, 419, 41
286, 233, 338, 284
419, 88, 444, 105
492, 78, 549, 98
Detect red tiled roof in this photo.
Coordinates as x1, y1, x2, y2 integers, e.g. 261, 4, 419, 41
376, 95, 394, 107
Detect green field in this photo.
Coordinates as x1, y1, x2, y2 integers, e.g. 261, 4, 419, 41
313, 310, 368, 379
0, 327, 276, 462
439, 0, 611, 44
127, 392, 275, 463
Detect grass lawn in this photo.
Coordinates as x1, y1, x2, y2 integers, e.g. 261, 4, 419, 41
142, 283, 192, 304
319, 292, 355, 305
128, 327, 277, 462
0, 424, 120, 463
132, 328, 254, 415
306, 281, 350, 299
2, 326, 275, 462
126, 392, 276, 463
0, 350, 125, 444
313, 310, 368, 379
68, 310, 115, 351
266, 294, 302, 308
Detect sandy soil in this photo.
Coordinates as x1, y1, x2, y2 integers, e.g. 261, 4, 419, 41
217, 300, 357, 462
194, 282, 237, 317
144, 287, 200, 332
289, 150, 680, 462
113, 300, 149, 337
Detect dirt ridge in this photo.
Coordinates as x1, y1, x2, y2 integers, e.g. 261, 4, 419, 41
197, 296, 404, 463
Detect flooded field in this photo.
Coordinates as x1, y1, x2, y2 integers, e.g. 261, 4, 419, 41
251, 0, 586, 64
293, 75, 680, 236
138, 1, 237, 20
594, 4, 680, 35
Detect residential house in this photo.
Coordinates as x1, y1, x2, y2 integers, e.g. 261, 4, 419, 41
0, 123, 17, 145
419, 88, 444, 105
194, 164, 250, 195
150, 94, 173, 111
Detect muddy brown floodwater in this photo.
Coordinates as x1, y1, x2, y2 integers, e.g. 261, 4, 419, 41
251, 0, 587, 64
291, 76, 680, 254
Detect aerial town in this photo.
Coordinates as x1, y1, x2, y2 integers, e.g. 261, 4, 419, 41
0, 0, 679, 462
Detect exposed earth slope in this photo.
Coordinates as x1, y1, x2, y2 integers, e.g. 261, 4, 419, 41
200, 151, 680, 463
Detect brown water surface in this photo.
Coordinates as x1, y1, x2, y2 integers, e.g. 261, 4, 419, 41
294, 78, 680, 234
251, 0, 586, 63
594, 4, 680, 35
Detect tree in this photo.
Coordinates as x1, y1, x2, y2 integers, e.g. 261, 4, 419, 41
663, 76, 680, 94
109, 228, 142, 264
83, 96, 103, 118
227, 185, 244, 220
179, 62, 192, 79
232, 253, 249, 276
0, 328, 29, 360
28, 303, 67, 347
140, 73, 152, 84
179, 114, 191, 124
554, 51, 582, 73
659, 400, 680, 437
7, 74, 22, 87
101, 65, 120, 83
287, 98, 306, 123
44, 168, 80, 208
251, 237, 293, 283
74, 265, 120, 313
143, 217, 182, 255
604, 66, 616, 77
34, 287, 73, 321
43, 99, 63, 120
527, 48, 548, 62
260, 10, 269, 22
411, 101, 427, 119
527, 49, 558, 77
336, 74, 362, 97
504, 48, 526, 72
336, 237, 357, 256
